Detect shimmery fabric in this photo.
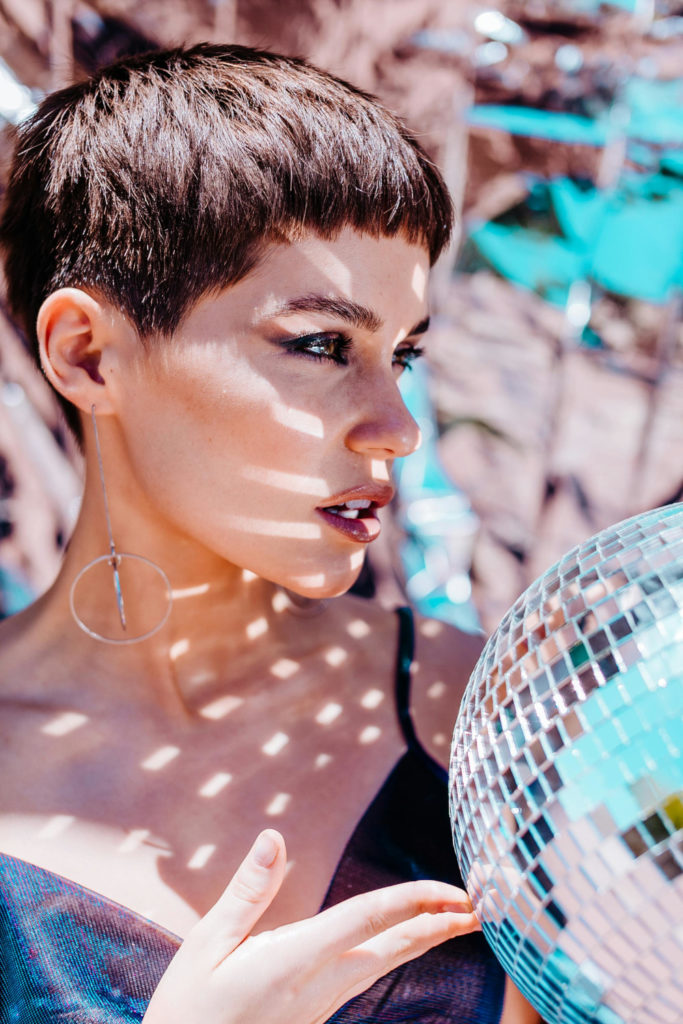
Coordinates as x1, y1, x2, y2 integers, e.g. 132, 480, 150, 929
0, 608, 504, 1023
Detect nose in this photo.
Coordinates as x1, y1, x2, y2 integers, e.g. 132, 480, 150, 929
344, 376, 421, 459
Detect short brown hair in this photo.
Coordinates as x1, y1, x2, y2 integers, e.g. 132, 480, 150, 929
0, 43, 453, 438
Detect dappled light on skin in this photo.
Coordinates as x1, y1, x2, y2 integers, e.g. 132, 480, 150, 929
315, 753, 333, 769
261, 731, 289, 756
265, 792, 291, 816
347, 618, 370, 639
171, 582, 211, 599
141, 746, 181, 771
359, 725, 381, 745
427, 680, 447, 700
170, 638, 190, 660
315, 702, 343, 725
241, 569, 258, 583
199, 695, 244, 720
242, 465, 329, 498
370, 459, 391, 481
246, 617, 269, 639
360, 689, 384, 709
324, 646, 347, 667
41, 711, 89, 737
411, 262, 427, 301
187, 844, 217, 870
271, 590, 290, 613
38, 815, 75, 839
272, 401, 324, 438
270, 659, 299, 680
219, 515, 323, 539
198, 772, 233, 798
420, 619, 444, 639
118, 829, 151, 854
431, 733, 448, 748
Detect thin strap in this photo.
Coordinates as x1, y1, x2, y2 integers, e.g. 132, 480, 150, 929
394, 606, 448, 781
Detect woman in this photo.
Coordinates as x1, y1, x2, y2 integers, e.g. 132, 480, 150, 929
0, 44, 539, 1023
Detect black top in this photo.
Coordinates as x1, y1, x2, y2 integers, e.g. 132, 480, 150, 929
0, 608, 505, 1022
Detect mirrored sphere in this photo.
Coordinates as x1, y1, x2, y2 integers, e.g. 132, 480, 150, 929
449, 504, 683, 1024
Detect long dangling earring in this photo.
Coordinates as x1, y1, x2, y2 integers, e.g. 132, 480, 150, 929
69, 406, 172, 644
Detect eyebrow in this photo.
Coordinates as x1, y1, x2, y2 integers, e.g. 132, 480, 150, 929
260, 293, 430, 338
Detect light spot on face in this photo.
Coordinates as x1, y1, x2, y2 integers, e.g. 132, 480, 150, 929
420, 619, 444, 638
411, 261, 427, 301
170, 638, 190, 661
271, 590, 290, 613
265, 792, 291, 816
349, 551, 365, 570
360, 689, 384, 709
221, 515, 322, 539
324, 646, 347, 667
246, 617, 269, 640
315, 702, 343, 725
427, 681, 447, 699
41, 711, 88, 737
370, 460, 391, 482
118, 829, 151, 853
172, 582, 211, 598
432, 733, 447, 747
359, 725, 381, 745
347, 618, 370, 639
187, 844, 217, 870
289, 572, 326, 589
242, 465, 329, 497
262, 731, 289, 756
271, 658, 299, 680
38, 815, 75, 839
141, 746, 181, 771
272, 402, 324, 438
315, 753, 333, 769
199, 772, 233, 797
200, 695, 244, 720
242, 569, 258, 583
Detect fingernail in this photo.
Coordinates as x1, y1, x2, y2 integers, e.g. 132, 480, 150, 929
252, 830, 279, 868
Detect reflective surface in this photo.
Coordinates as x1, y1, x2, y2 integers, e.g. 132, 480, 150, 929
450, 504, 683, 1024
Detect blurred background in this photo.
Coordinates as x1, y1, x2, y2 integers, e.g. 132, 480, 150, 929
0, 0, 681, 634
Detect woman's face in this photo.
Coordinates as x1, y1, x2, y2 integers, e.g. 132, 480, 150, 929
114, 228, 430, 596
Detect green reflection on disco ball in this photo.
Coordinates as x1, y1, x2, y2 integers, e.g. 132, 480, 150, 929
449, 504, 683, 1024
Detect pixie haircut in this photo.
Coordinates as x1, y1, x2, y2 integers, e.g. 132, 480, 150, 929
0, 43, 453, 438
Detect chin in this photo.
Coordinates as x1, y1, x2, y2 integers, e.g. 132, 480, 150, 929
285, 560, 364, 601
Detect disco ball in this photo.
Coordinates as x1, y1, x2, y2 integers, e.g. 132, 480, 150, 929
449, 504, 683, 1024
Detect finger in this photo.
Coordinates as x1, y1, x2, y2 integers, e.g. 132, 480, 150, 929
325, 907, 481, 1011
190, 829, 287, 962
280, 879, 473, 966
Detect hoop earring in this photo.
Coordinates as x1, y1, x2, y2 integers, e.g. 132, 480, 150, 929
69, 406, 172, 644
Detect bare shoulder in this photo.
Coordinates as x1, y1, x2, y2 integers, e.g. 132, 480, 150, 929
409, 613, 486, 768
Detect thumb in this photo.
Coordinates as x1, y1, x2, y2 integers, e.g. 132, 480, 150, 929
192, 829, 287, 961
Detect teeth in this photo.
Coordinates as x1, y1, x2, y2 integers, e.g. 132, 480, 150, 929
345, 500, 372, 510
337, 509, 360, 519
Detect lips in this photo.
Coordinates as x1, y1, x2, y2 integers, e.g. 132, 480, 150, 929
316, 485, 394, 543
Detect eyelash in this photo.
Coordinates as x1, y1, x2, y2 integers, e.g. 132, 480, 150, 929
280, 332, 424, 371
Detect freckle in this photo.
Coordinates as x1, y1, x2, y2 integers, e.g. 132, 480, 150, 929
359, 725, 381, 745
347, 619, 370, 639
360, 689, 384, 709
187, 844, 217, 870
141, 745, 181, 771
265, 792, 291, 816
262, 731, 289, 756
316, 702, 343, 725
427, 681, 446, 699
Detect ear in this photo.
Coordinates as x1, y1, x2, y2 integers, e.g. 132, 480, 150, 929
37, 288, 119, 416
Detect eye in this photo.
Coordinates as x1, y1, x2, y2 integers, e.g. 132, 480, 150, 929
279, 332, 352, 365
392, 344, 424, 372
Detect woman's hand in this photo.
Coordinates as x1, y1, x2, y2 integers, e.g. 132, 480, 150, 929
143, 829, 479, 1024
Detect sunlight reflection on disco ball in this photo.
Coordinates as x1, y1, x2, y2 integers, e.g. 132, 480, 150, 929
449, 505, 683, 1024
